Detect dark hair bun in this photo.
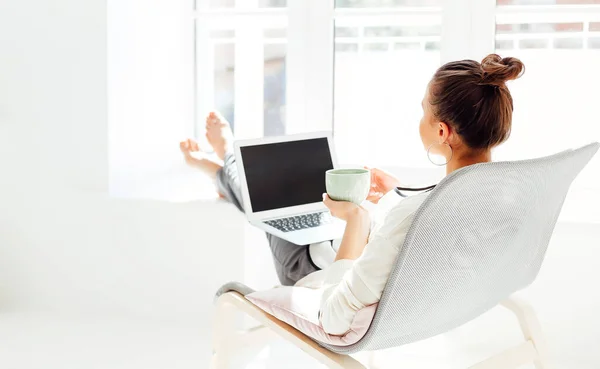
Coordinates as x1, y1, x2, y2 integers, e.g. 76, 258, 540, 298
480, 54, 525, 86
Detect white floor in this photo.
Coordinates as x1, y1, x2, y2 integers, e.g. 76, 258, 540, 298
0, 311, 533, 369
0, 312, 211, 369
1, 222, 599, 369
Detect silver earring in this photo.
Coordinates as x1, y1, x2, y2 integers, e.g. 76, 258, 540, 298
427, 142, 453, 166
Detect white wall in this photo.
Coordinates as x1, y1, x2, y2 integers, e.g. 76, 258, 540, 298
0, 0, 250, 324
107, 0, 196, 196
0, 0, 107, 192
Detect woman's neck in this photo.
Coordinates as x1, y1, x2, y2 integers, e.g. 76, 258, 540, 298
446, 150, 492, 175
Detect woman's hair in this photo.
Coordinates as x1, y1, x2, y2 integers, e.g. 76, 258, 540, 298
428, 54, 525, 150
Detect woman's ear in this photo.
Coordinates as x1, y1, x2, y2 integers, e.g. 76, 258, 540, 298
438, 122, 451, 143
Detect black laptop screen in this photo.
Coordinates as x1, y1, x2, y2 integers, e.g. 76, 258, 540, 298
240, 138, 334, 213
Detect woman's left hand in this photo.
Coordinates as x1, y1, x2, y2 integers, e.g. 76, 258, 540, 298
322, 194, 365, 221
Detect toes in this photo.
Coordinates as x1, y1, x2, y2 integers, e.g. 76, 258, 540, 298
205, 113, 214, 127
183, 138, 199, 152
206, 112, 218, 126
181, 139, 202, 153
206, 111, 229, 127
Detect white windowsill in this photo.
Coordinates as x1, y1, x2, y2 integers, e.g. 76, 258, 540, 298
110, 162, 221, 203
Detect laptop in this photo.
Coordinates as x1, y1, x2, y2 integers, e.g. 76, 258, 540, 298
234, 132, 346, 245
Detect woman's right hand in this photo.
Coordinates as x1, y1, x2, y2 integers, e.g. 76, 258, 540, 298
365, 166, 401, 204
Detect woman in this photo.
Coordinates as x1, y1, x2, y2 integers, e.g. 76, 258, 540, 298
181, 54, 525, 335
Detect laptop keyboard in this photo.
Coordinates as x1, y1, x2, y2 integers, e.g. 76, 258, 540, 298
264, 212, 333, 233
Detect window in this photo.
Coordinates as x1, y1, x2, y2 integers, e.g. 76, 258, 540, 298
194, 0, 600, 218
196, 0, 288, 141
493, 0, 600, 194
195, 0, 494, 167
333, 2, 442, 167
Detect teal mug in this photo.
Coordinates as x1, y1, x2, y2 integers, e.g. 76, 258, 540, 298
325, 169, 371, 205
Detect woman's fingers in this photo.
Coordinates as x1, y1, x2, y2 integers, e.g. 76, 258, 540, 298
322, 194, 338, 217
367, 189, 383, 203
366, 196, 381, 204
322, 193, 333, 208
369, 189, 382, 197
365, 166, 379, 187
322, 194, 363, 220
371, 179, 384, 193
367, 166, 401, 194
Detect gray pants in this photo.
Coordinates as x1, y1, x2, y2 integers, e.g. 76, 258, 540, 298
215, 153, 319, 286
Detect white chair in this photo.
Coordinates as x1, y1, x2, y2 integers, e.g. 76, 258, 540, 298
211, 143, 599, 369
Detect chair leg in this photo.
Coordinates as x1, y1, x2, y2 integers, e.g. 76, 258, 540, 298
501, 297, 551, 369
210, 296, 237, 369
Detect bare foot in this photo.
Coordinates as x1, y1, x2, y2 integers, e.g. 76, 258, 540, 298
179, 138, 200, 163
205, 112, 234, 161
179, 138, 223, 179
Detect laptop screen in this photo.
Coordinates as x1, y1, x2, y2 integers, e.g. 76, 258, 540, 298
240, 137, 334, 213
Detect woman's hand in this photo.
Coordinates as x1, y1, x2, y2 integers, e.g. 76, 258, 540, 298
365, 166, 401, 204
322, 194, 366, 222
323, 194, 371, 262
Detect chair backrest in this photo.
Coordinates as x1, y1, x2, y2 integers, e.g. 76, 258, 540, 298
322, 143, 599, 354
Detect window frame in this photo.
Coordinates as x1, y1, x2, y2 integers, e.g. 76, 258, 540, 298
193, 0, 499, 139
193, 0, 600, 148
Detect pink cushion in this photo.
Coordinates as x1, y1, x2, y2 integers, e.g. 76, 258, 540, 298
246, 286, 377, 346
